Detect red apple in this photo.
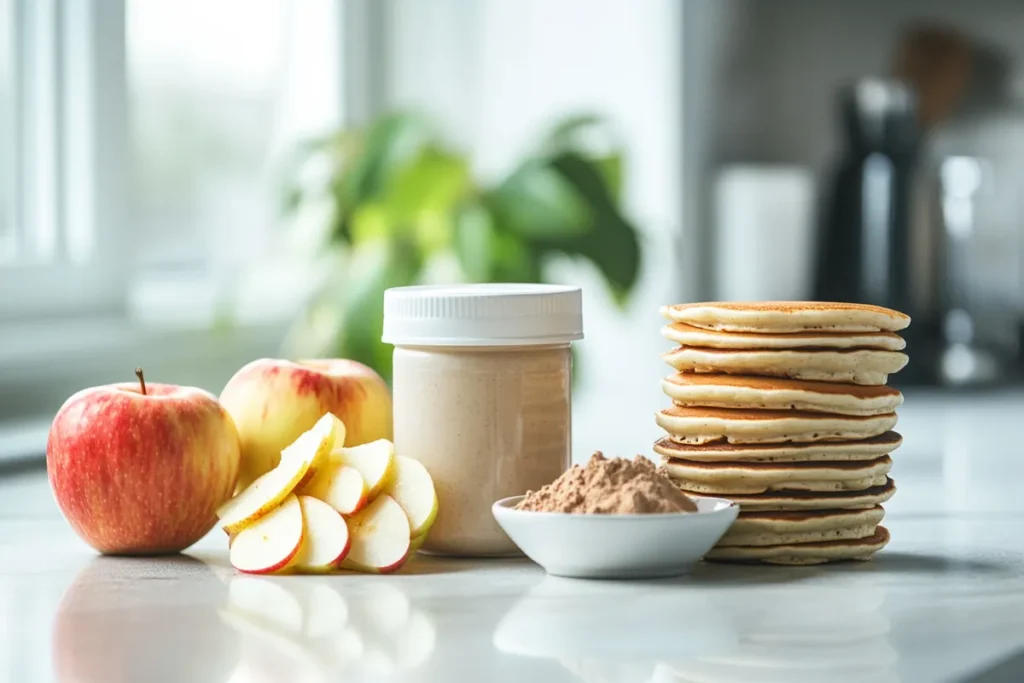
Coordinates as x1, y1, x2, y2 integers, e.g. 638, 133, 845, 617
47, 369, 241, 555
220, 358, 392, 488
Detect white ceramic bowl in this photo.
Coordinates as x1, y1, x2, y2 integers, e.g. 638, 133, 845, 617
492, 496, 739, 579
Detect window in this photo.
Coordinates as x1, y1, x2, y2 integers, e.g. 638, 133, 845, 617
0, 0, 13, 263
127, 0, 341, 274
0, 0, 341, 321
1, 0, 130, 317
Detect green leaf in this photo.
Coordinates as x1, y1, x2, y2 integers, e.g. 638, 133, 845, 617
542, 114, 606, 151
335, 111, 437, 212
547, 151, 641, 305
334, 245, 389, 374
596, 152, 624, 202
487, 160, 590, 240
278, 133, 340, 213
350, 203, 391, 243
454, 201, 542, 283
412, 210, 453, 257
490, 230, 540, 283
540, 114, 624, 201
374, 145, 469, 256
384, 146, 470, 222
334, 238, 423, 382
453, 201, 496, 281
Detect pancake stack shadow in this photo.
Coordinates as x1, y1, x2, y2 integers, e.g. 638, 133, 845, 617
653, 302, 910, 565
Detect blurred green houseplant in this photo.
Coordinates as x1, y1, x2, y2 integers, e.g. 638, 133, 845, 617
279, 111, 641, 381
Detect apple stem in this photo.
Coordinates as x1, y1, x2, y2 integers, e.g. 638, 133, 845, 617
135, 367, 147, 395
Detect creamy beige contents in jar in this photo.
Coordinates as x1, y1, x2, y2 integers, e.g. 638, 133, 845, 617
393, 345, 570, 555
383, 284, 582, 557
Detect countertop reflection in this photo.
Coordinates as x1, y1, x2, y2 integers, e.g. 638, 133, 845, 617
4, 390, 1024, 682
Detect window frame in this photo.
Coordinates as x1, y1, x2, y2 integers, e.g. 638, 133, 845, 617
0, 0, 129, 319
0, 0, 365, 364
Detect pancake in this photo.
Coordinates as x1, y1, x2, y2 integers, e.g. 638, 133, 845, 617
662, 455, 892, 494
661, 374, 903, 416
704, 526, 890, 565
659, 301, 911, 333
662, 323, 906, 351
662, 346, 908, 386
655, 406, 897, 445
654, 432, 902, 463
683, 478, 896, 511
717, 506, 885, 547
718, 524, 880, 548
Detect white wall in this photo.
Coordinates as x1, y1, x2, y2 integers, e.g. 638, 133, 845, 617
387, 0, 685, 461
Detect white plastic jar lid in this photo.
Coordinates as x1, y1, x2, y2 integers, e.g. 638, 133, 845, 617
382, 283, 584, 347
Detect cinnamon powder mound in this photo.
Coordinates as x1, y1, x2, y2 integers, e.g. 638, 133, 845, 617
515, 452, 698, 514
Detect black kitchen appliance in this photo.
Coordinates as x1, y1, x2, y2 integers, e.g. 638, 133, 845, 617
814, 78, 944, 386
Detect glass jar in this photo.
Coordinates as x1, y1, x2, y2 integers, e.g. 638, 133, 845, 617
382, 284, 583, 556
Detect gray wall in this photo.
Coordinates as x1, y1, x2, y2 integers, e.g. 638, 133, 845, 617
705, 0, 1024, 169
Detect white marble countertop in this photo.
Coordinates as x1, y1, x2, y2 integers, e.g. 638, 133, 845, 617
3, 390, 1024, 683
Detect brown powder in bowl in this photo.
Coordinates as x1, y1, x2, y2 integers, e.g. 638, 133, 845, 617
515, 452, 699, 514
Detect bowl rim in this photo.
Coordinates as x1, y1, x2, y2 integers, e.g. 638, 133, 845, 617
492, 494, 739, 520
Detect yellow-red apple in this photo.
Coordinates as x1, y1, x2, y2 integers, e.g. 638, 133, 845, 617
220, 358, 392, 488
46, 370, 240, 555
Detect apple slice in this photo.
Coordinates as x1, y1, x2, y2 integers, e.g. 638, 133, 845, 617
383, 455, 438, 537
283, 412, 339, 471
297, 413, 346, 488
217, 415, 335, 534
299, 461, 368, 516
293, 495, 350, 572
340, 494, 411, 574
217, 452, 311, 535
230, 494, 304, 574
409, 534, 427, 554
333, 439, 396, 500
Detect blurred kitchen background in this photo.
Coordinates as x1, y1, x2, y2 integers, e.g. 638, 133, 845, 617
3, 0, 1024, 466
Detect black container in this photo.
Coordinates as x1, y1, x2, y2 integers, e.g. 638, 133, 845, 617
814, 78, 944, 386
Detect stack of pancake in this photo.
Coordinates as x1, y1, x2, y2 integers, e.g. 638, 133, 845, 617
653, 302, 910, 565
